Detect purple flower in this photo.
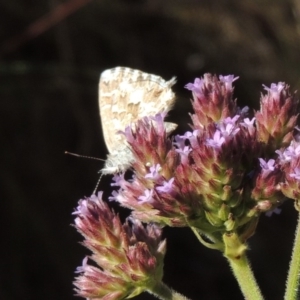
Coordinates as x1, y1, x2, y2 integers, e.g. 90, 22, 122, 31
206, 130, 225, 148
173, 131, 194, 164
241, 117, 256, 136
185, 78, 204, 98
108, 190, 120, 202
276, 149, 290, 164
263, 82, 285, 99
241, 117, 256, 128
217, 116, 240, 138
277, 141, 300, 164
111, 173, 128, 188
75, 257, 89, 274
259, 158, 276, 172
150, 113, 169, 135
290, 167, 300, 181
175, 146, 192, 164
156, 178, 175, 193
73, 199, 89, 216
150, 112, 167, 123
255, 81, 299, 153
138, 189, 155, 203
145, 164, 162, 180
174, 132, 193, 149
73, 193, 102, 216
122, 125, 135, 144
73, 194, 166, 299
219, 75, 239, 90
285, 141, 300, 158
184, 130, 199, 148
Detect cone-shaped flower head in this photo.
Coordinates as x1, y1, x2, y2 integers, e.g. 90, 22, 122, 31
255, 82, 299, 155
110, 113, 193, 227
251, 158, 285, 214
73, 193, 166, 299
109, 74, 298, 252
185, 74, 239, 128
73, 73, 300, 299
277, 141, 300, 210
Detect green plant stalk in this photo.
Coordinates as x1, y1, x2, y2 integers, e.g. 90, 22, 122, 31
147, 281, 191, 300
190, 226, 224, 250
284, 212, 300, 300
227, 254, 264, 300
191, 227, 263, 299
223, 232, 263, 300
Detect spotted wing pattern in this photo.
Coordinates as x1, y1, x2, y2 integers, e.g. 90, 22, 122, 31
99, 67, 176, 174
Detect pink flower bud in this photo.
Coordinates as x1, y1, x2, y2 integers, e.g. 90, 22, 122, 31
74, 193, 166, 298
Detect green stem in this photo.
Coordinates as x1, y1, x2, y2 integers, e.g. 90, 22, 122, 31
227, 254, 264, 300
284, 212, 300, 300
191, 226, 224, 250
147, 281, 191, 300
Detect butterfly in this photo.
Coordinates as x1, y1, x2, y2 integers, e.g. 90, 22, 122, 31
99, 67, 177, 174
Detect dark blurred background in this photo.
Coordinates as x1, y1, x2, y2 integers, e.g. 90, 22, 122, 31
1, 0, 300, 299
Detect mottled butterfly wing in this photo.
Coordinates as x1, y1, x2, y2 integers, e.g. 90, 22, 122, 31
99, 67, 176, 174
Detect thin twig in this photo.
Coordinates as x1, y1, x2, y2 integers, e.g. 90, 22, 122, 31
0, 0, 93, 56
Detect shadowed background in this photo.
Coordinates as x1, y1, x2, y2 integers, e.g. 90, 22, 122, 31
1, 0, 300, 299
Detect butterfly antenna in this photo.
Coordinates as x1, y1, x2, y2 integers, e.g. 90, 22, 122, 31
93, 173, 103, 195
65, 151, 106, 194
65, 151, 105, 162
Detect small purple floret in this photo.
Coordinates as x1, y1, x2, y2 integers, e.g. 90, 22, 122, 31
217, 116, 240, 137
241, 117, 255, 128
174, 132, 191, 149
185, 78, 205, 98
145, 164, 162, 180
206, 130, 225, 148
263, 82, 285, 94
277, 141, 300, 164
138, 189, 154, 204
259, 158, 276, 171
156, 178, 175, 193
219, 75, 239, 90
75, 257, 89, 273
290, 167, 300, 181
